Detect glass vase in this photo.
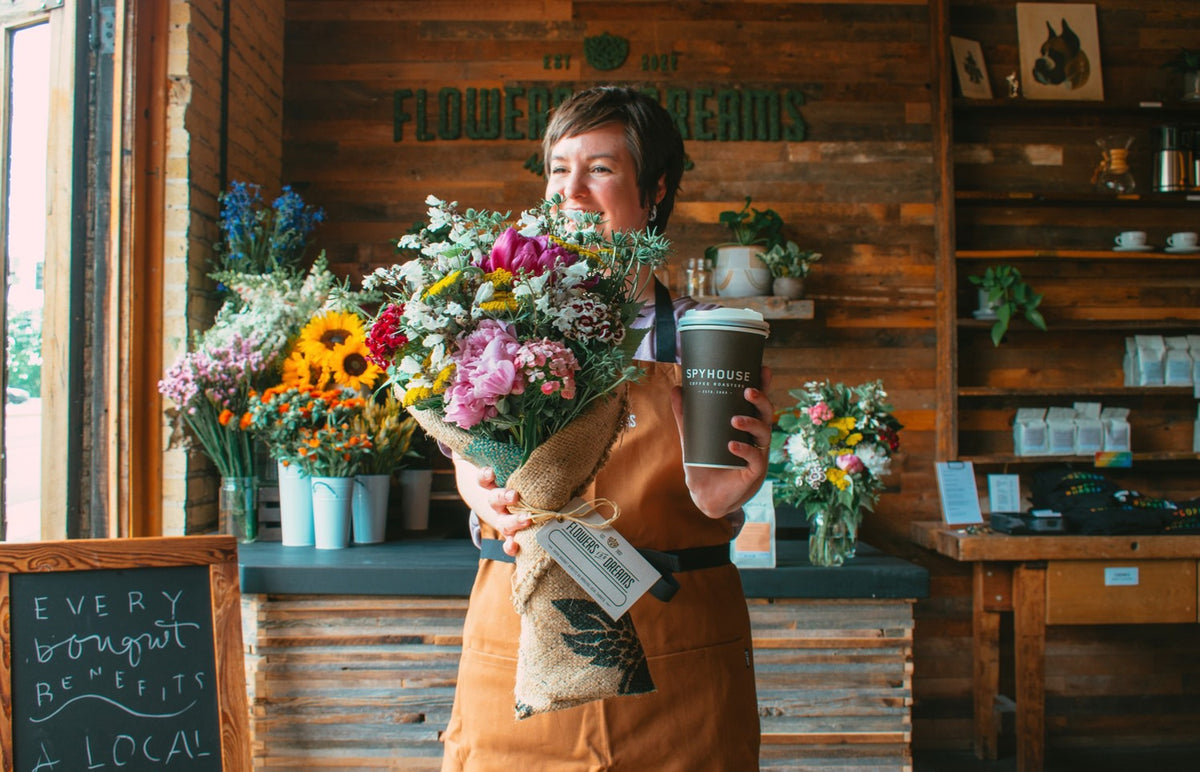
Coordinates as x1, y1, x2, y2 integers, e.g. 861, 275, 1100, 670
807, 508, 859, 567
219, 476, 258, 544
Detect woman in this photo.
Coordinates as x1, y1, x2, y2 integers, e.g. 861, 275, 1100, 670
441, 86, 774, 770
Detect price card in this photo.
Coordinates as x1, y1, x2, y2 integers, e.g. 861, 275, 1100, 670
936, 461, 984, 525
537, 499, 661, 621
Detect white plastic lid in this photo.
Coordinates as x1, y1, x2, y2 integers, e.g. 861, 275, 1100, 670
678, 307, 770, 337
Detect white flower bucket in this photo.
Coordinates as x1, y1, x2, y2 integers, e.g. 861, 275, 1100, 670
352, 474, 391, 544
399, 469, 433, 531
311, 476, 354, 549
277, 461, 314, 547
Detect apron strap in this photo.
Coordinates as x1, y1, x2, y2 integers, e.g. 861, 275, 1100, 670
653, 279, 677, 364
478, 539, 730, 603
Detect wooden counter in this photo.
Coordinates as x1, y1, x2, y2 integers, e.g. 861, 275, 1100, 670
239, 539, 927, 770
911, 521, 1200, 771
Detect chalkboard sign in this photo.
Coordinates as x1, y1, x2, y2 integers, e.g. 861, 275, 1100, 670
1, 536, 251, 771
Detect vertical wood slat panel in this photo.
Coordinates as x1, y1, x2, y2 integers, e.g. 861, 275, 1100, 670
243, 594, 917, 770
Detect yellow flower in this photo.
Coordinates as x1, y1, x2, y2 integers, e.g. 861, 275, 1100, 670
485, 268, 514, 287
845, 432, 863, 447
424, 269, 462, 299
298, 310, 366, 361
827, 467, 850, 490
282, 348, 332, 390
479, 292, 518, 313
433, 364, 455, 394
403, 386, 432, 407
328, 338, 383, 392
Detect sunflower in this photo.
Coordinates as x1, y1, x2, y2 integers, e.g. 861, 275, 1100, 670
281, 348, 332, 390
328, 337, 383, 392
298, 310, 367, 361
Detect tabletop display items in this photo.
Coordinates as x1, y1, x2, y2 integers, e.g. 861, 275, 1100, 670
771, 379, 902, 566
364, 195, 670, 716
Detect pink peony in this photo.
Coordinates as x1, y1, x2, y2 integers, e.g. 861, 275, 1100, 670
836, 453, 866, 475
480, 228, 577, 276
807, 402, 834, 424
444, 320, 525, 429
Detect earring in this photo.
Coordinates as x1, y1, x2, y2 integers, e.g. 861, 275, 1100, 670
648, 203, 658, 223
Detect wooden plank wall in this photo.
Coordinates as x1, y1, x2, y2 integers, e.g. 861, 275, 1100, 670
279, 0, 939, 565
242, 594, 916, 770
253, 0, 1200, 758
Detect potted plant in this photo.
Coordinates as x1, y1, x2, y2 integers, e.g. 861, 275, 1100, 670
704, 196, 783, 297
968, 265, 1047, 346
760, 241, 821, 299
1163, 48, 1200, 102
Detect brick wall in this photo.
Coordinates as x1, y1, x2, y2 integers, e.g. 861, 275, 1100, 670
161, 0, 284, 534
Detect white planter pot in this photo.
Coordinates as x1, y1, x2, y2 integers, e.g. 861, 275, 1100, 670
712, 245, 772, 297
277, 461, 314, 547
311, 476, 354, 549
352, 473, 391, 544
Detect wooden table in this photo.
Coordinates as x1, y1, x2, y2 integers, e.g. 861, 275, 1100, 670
911, 521, 1200, 771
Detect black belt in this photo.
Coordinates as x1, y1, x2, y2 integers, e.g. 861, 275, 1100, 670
479, 538, 730, 602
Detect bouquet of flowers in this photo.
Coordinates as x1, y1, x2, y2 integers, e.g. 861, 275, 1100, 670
212, 180, 325, 278
158, 332, 272, 479
160, 259, 354, 476
363, 194, 670, 717
771, 379, 902, 566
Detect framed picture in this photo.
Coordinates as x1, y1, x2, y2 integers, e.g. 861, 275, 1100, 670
1016, 3, 1104, 101
950, 36, 993, 99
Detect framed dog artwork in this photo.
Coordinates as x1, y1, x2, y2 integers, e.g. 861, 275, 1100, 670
1016, 3, 1104, 101
950, 37, 993, 99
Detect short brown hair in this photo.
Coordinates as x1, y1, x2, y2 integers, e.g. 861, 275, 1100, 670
542, 86, 685, 232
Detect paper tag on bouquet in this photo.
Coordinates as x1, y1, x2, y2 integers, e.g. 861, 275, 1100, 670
536, 498, 660, 621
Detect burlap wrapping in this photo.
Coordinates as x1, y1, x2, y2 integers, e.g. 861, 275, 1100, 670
407, 389, 656, 718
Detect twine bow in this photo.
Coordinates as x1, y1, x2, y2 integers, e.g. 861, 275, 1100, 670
512, 497, 621, 529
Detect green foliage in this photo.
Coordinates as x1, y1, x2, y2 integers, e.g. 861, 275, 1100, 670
1163, 48, 1200, 73
968, 265, 1048, 346
761, 241, 822, 278
716, 196, 785, 249
6, 308, 41, 395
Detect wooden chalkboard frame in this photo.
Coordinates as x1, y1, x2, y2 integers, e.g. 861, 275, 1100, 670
0, 535, 251, 770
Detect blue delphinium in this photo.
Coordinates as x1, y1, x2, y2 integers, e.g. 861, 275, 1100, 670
214, 181, 325, 278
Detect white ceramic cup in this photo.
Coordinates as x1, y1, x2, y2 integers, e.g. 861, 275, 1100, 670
1167, 231, 1198, 248
1114, 231, 1147, 247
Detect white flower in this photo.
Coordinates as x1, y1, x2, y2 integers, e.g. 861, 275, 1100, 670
854, 443, 892, 478
784, 433, 817, 465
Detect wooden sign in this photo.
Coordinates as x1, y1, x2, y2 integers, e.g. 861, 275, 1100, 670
0, 536, 250, 771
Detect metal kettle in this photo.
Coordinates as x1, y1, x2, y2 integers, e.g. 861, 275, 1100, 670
1153, 125, 1189, 193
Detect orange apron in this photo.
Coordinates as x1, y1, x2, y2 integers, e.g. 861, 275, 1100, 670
441, 287, 760, 771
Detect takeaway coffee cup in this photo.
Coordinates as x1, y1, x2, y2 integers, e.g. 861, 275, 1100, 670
679, 307, 770, 468
1114, 230, 1147, 248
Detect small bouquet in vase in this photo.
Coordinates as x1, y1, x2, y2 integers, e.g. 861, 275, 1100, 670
771, 379, 902, 566
364, 195, 669, 717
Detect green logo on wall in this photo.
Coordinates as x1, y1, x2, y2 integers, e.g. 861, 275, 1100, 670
584, 33, 630, 71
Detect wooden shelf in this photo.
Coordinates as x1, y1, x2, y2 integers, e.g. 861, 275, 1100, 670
959, 451, 1200, 465
953, 98, 1200, 117
958, 386, 1197, 398
955, 191, 1200, 207
696, 295, 814, 320
956, 248, 1200, 260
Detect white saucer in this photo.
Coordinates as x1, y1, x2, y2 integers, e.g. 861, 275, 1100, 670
1113, 245, 1153, 252
972, 309, 998, 320
1165, 245, 1200, 254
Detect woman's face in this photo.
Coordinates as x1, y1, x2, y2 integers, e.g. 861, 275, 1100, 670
545, 123, 658, 235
